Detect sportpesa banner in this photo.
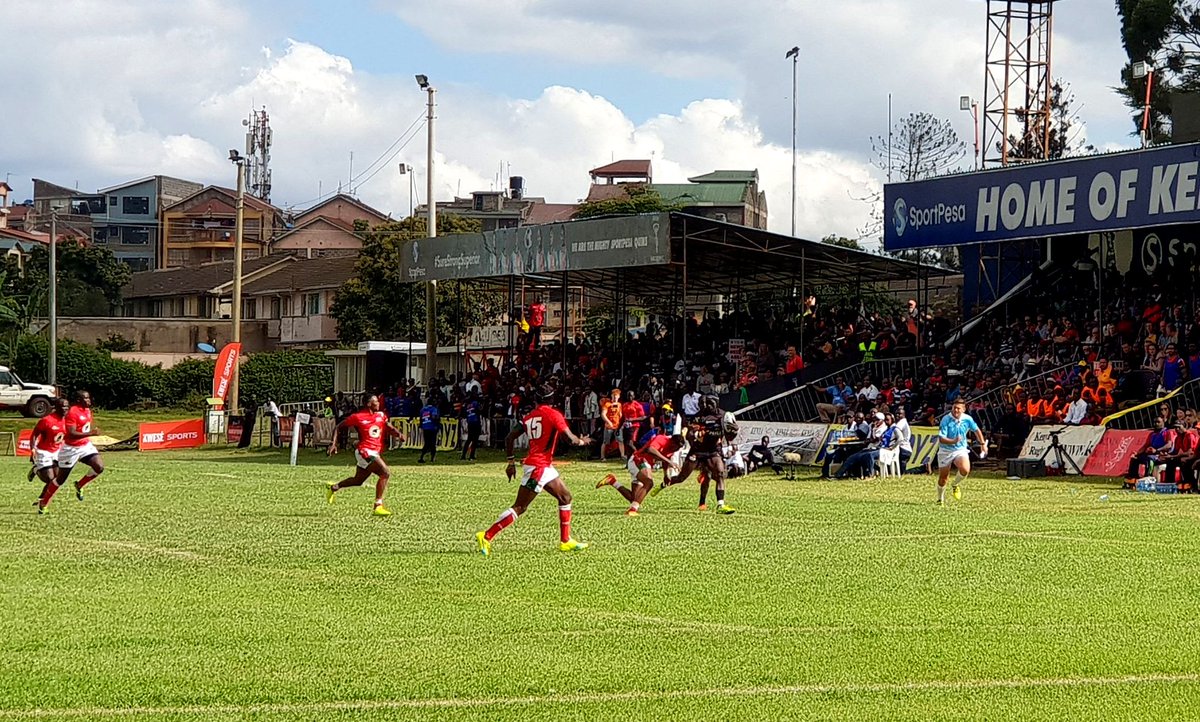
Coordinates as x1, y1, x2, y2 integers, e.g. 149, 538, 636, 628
400, 213, 669, 282
884, 142, 1200, 250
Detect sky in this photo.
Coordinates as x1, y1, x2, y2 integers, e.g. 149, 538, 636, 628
4, 0, 1138, 246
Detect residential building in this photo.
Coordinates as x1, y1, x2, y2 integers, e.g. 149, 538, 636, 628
240, 255, 358, 346
26, 178, 100, 239
122, 254, 357, 349
417, 177, 578, 232
122, 256, 291, 318
584, 161, 768, 230
271, 194, 387, 258
94, 175, 203, 270
159, 186, 285, 268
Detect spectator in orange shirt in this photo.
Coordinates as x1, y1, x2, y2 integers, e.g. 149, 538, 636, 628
600, 389, 623, 461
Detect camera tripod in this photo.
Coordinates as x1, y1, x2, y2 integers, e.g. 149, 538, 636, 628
1039, 428, 1083, 475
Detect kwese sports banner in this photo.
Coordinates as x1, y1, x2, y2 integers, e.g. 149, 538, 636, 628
212, 342, 241, 403
16, 429, 32, 457
139, 419, 205, 452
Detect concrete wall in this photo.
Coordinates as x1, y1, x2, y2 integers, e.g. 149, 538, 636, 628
111, 352, 210, 369
51, 317, 274, 353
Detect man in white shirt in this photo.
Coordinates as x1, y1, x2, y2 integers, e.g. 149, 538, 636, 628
893, 407, 913, 472
681, 388, 702, 418
1062, 389, 1089, 425
857, 379, 880, 408
583, 388, 600, 434
464, 373, 482, 396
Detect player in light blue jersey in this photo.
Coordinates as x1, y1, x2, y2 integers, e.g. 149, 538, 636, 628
936, 398, 988, 505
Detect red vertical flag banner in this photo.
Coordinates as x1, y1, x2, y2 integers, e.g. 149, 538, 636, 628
212, 342, 242, 404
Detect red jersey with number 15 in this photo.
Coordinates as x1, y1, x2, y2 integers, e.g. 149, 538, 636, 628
32, 413, 67, 453
349, 410, 389, 453
522, 404, 569, 468
64, 406, 93, 447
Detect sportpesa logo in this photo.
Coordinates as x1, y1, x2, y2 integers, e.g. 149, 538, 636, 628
893, 198, 908, 237
893, 197, 968, 237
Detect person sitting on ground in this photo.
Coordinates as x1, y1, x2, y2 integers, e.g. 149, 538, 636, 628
747, 435, 782, 475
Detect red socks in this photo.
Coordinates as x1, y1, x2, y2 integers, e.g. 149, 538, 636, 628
76, 474, 98, 489
39, 483, 60, 507
558, 504, 572, 543
484, 508, 517, 541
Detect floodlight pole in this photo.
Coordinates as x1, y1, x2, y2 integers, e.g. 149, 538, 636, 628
48, 211, 57, 387
786, 46, 799, 238
419, 76, 438, 385
231, 151, 247, 413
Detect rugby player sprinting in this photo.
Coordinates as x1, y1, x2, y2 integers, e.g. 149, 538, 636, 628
936, 398, 988, 505
59, 391, 105, 501
31, 398, 69, 514
596, 433, 684, 516
325, 394, 405, 516
476, 385, 592, 555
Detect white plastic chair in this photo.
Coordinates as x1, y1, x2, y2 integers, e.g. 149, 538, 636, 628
877, 447, 901, 478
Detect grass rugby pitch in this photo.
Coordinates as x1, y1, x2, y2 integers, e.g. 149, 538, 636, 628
1, 446, 1198, 721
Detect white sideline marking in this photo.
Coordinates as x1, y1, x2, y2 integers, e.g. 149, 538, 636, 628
3, 673, 1197, 718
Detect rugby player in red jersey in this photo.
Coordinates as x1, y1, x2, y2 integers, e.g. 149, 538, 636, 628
31, 398, 69, 514
59, 390, 105, 501
476, 384, 592, 555
596, 432, 684, 516
325, 394, 405, 516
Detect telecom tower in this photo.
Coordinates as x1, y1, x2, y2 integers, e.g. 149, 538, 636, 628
982, 0, 1059, 166
243, 108, 273, 202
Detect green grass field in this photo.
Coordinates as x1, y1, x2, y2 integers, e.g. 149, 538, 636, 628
1, 444, 1199, 721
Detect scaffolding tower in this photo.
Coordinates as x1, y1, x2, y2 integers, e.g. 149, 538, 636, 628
982, 0, 1059, 166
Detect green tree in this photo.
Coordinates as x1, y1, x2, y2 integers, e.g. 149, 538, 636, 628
572, 184, 677, 219
5, 240, 131, 316
1000, 81, 1096, 162
1116, 0, 1200, 141
330, 215, 507, 344
821, 234, 862, 250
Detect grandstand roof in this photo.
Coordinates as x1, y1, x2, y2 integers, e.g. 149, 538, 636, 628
402, 211, 954, 303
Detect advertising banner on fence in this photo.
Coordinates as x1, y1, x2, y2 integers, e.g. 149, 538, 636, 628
1082, 429, 1151, 477
139, 419, 205, 452
211, 342, 241, 403
16, 429, 32, 457
733, 422, 830, 465
884, 141, 1200, 250
810, 425, 939, 468
1018, 425, 1107, 475
390, 418, 460, 451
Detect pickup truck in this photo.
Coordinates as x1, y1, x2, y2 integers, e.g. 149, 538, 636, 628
0, 366, 58, 417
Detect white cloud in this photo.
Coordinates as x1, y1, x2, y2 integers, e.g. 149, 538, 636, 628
6, 0, 1139, 250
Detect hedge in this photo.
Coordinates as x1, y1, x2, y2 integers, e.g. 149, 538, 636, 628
9, 336, 332, 410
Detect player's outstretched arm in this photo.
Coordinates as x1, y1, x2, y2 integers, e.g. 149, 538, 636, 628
327, 418, 351, 456
385, 423, 405, 442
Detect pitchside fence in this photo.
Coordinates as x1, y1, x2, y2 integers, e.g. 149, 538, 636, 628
733, 356, 928, 423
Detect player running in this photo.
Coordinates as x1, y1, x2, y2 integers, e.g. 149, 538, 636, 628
654, 396, 736, 514
935, 398, 988, 505
31, 397, 69, 514
596, 432, 684, 516
325, 394, 405, 515
59, 390, 105, 501
476, 384, 592, 555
